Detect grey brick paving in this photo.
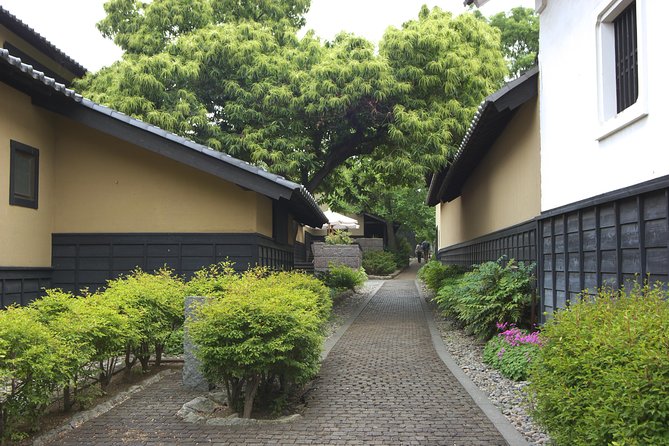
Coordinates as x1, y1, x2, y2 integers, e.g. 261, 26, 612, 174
49, 281, 508, 445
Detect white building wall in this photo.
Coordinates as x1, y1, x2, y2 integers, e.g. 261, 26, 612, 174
539, 0, 669, 211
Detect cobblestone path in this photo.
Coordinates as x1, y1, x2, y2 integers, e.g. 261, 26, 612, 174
50, 280, 508, 445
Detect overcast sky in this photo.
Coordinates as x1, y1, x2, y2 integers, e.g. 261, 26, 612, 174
0, 0, 534, 72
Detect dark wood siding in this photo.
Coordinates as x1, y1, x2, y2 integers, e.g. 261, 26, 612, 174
0, 268, 52, 307
436, 220, 537, 268
52, 233, 293, 294
539, 187, 669, 316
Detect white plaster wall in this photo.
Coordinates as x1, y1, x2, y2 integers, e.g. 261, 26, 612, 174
539, 0, 669, 212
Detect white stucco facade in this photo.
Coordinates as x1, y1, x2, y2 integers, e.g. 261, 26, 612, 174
539, 0, 669, 211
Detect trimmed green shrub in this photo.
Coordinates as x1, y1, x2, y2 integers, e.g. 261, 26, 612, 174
325, 229, 354, 245
528, 283, 669, 445
362, 251, 397, 275
188, 270, 328, 418
186, 261, 239, 298
482, 324, 541, 381
0, 306, 74, 440
101, 268, 186, 371
321, 264, 367, 291
418, 261, 465, 293
434, 258, 534, 339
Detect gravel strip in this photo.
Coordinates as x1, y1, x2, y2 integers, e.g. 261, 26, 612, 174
423, 286, 552, 446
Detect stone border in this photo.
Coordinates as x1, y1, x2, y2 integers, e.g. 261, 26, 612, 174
414, 280, 529, 446
366, 268, 404, 280
33, 369, 176, 446
321, 280, 384, 360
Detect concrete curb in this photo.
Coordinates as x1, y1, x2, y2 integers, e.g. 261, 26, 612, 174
33, 369, 175, 446
321, 281, 384, 361
414, 280, 529, 446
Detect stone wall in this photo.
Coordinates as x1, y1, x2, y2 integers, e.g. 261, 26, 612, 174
312, 242, 362, 272
355, 238, 384, 253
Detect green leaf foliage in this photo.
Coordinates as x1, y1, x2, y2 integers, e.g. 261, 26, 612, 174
324, 230, 354, 245
320, 264, 367, 291
418, 261, 465, 293
0, 306, 74, 439
362, 251, 397, 276
434, 258, 534, 339
79, 5, 506, 193
99, 268, 186, 371
482, 326, 541, 381
528, 283, 669, 445
187, 268, 330, 416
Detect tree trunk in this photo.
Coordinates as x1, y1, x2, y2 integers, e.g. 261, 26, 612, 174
154, 343, 164, 367
385, 219, 397, 252
63, 385, 72, 412
242, 375, 261, 419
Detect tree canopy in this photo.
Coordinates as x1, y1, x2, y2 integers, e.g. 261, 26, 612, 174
478, 7, 539, 78
77, 1, 507, 193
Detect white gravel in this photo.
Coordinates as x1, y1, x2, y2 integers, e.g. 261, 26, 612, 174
424, 287, 553, 446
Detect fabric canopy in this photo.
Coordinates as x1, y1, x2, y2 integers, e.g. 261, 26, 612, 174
321, 210, 360, 230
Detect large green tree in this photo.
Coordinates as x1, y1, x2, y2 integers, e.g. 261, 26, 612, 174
77, 1, 506, 193
476, 7, 539, 78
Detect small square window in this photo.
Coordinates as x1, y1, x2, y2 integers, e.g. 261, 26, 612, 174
9, 140, 39, 209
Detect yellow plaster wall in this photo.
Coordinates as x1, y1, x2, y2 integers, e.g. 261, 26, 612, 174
0, 83, 56, 266
0, 25, 77, 82
438, 97, 541, 249
52, 119, 267, 234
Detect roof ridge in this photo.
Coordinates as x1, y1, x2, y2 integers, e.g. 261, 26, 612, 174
0, 47, 324, 224
0, 5, 87, 75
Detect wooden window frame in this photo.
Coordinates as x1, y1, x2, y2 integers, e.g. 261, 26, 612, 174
9, 140, 39, 209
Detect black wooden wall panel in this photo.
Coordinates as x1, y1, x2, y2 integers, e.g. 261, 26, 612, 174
0, 268, 52, 307
539, 188, 669, 317
52, 233, 294, 294
436, 220, 537, 268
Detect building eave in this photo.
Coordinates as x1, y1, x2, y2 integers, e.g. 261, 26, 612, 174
426, 66, 539, 206
0, 48, 327, 228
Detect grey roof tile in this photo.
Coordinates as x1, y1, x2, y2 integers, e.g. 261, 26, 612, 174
0, 47, 325, 226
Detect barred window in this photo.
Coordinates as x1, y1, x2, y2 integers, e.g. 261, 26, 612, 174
614, 1, 638, 113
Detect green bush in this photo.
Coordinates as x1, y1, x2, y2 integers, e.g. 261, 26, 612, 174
101, 268, 186, 371
482, 324, 541, 381
186, 261, 239, 298
325, 230, 354, 245
418, 261, 465, 293
188, 270, 328, 418
528, 283, 669, 445
362, 251, 397, 275
434, 258, 534, 339
391, 237, 412, 268
0, 306, 74, 440
321, 264, 367, 291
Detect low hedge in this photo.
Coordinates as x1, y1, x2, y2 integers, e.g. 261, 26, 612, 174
0, 268, 185, 440
528, 283, 669, 445
188, 268, 330, 418
362, 251, 397, 275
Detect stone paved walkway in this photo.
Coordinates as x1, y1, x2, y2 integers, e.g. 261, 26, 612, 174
49, 280, 508, 445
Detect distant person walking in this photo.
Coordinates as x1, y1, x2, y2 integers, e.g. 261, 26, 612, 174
421, 240, 431, 261
415, 243, 424, 263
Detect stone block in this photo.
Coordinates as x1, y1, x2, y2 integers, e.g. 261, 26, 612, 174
183, 296, 210, 391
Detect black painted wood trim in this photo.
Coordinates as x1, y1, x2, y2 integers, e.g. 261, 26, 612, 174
9, 140, 39, 209
436, 219, 537, 257
541, 174, 669, 219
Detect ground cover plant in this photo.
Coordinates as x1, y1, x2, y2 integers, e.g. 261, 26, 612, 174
528, 282, 669, 445
324, 230, 354, 245
482, 323, 541, 381
434, 258, 534, 339
188, 268, 331, 418
362, 251, 397, 275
